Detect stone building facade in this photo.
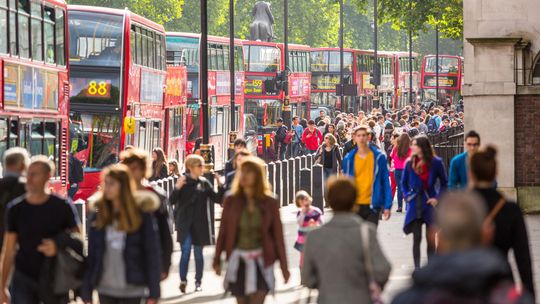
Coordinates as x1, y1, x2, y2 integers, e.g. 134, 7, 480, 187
464, 0, 540, 212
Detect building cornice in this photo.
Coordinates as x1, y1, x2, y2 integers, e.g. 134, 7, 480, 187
466, 37, 524, 45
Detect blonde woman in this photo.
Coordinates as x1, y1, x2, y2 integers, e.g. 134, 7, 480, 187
81, 165, 161, 304
214, 156, 290, 304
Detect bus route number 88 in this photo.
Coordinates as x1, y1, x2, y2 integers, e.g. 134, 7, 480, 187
88, 80, 109, 97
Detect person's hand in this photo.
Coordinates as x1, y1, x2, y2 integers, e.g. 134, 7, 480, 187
214, 173, 223, 186
382, 209, 391, 221
175, 176, 187, 190
160, 272, 169, 281
427, 198, 438, 206
213, 261, 221, 276
37, 239, 57, 257
0, 287, 10, 304
283, 269, 291, 284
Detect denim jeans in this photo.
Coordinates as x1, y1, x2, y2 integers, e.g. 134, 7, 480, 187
11, 270, 68, 304
291, 142, 302, 157
395, 169, 404, 209
323, 167, 333, 181
277, 143, 287, 161
179, 233, 204, 283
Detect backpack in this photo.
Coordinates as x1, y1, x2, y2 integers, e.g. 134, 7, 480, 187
70, 156, 84, 184
427, 118, 438, 133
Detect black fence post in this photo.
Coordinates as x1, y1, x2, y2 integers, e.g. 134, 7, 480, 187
281, 160, 289, 207
268, 162, 275, 195
300, 168, 312, 196
288, 158, 295, 204
300, 155, 307, 170
274, 161, 282, 206
306, 153, 313, 170
312, 164, 324, 213
294, 157, 301, 194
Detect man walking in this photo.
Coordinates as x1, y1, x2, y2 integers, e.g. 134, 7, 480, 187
448, 130, 481, 190
0, 156, 80, 303
302, 120, 323, 155
315, 110, 326, 125
291, 116, 304, 157
274, 118, 289, 161
224, 138, 247, 177
0, 148, 29, 253
343, 126, 392, 227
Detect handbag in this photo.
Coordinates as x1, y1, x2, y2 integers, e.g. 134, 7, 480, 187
53, 240, 85, 294
360, 223, 384, 304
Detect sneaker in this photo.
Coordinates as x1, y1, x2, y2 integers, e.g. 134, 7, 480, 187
195, 282, 202, 292
179, 281, 187, 293
396, 208, 403, 213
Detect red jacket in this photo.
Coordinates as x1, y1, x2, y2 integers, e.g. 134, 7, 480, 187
302, 128, 323, 150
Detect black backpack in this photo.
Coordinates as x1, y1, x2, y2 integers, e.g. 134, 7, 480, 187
427, 117, 438, 133
69, 155, 84, 184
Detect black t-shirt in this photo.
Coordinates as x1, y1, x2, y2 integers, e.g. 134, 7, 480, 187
6, 194, 79, 279
323, 149, 333, 168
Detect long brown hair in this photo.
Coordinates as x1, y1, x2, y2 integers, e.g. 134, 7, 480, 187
230, 156, 274, 201
152, 148, 166, 179
411, 135, 436, 175
469, 145, 497, 182
95, 165, 142, 233
397, 133, 411, 159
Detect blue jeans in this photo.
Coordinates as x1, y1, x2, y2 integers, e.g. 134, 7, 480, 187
179, 233, 203, 283
277, 143, 287, 160
292, 142, 302, 157
395, 169, 404, 209
323, 167, 333, 181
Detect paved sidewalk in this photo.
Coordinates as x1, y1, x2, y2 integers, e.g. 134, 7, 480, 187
159, 205, 540, 303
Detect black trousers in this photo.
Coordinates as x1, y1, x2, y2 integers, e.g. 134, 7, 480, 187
357, 205, 381, 227
98, 294, 144, 304
410, 219, 435, 268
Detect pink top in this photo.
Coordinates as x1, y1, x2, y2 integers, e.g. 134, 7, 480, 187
391, 148, 412, 170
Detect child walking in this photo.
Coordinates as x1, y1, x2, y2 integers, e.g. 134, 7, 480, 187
294, 191, 323, 267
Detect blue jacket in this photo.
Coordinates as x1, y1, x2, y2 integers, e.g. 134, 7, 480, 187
401, 157, 447, 234
81, 212, 162, 301
342, 145, 393, 210
448, 152, 468, 190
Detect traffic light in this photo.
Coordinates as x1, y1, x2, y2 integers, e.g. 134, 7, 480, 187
370, 62, 381, 86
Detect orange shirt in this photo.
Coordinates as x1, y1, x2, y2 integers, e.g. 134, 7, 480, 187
354, 151, 374, 205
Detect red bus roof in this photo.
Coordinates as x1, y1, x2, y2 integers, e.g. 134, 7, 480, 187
311, 47, 356, 53
242, 40, 310, 51
393, 51, 419, 58
423, 54, 463, 60
45, 0, 67, 7
166, 32, 244, 45
67, 5, 164, 32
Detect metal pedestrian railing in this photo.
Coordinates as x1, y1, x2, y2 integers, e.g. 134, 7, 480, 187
427, 126, 465, 170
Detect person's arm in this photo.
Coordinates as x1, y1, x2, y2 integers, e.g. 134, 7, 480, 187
367, 225, 392, 288
205, 179, 224, 204
401, 162, 412, 200
335, 146, 343, 169
447, 157, 459, 190
213, 197, 230, 275
436, 159, 448, 198
301, 129, 307, 143
380, 155, 393, 212
270, 201, 290, 282
511, 209, 536, 300
141, 214, 162, 301
0, 233, 17, 302
300, 234, 318, 289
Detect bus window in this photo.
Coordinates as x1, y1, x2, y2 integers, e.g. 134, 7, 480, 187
425, 57, 459, 74
9, 5, 16, 55
30, 2, 42, 61
68, 11, 123, 67
245, 99, 281, 127
311, 51, 328, 72
30, 121, 43, 156
244, 45, 280, 72
329, 51, 352, 73
44, 6, 55, 64
152, 121, 161, 150
0, 2, 6, 54
18, 0, 30, 58
70, 113, 120, 171
186, 103, 200, 142
55, 8, 65, 65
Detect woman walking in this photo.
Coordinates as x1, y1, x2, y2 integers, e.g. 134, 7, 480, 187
213, 156, 290, 304
470, 146, 536, 300
169, 154, 223, 293
401, 135, 447, 268
314, 134, 343, 181
82, 165, 161, 304
150, 148, 168, 181
168, 159, 180, 177
391, 133, 412, 213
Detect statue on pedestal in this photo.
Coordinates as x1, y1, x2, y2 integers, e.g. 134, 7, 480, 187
250, 1, 275, 42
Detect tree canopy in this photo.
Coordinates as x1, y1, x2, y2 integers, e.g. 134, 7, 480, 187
68, 0, 463, 56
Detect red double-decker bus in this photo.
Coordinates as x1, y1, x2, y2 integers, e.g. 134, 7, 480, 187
376, 51, 396, 110
311, 47, 356, 113
394, 51, 420, 109
163, 65, 188, 162
68, 5, 168, 200
0, 0, 69, 195
286, 44, 311, 120
166, 33, 245, 171
421, 55, 463, 105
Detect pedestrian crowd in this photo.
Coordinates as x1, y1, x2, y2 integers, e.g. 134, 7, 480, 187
0, 102, 536, 304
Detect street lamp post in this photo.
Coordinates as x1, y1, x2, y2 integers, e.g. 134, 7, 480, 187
409, 0, 413, 104
435, 22, 440, 105
228, 0, 237, 158
339, 0, 344, 112
200, 0, 214, 172
373, 0, 379, 109
283, 0, 291, 128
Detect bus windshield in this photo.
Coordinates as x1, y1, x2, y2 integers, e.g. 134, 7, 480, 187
311, 51, 353, 73
70, 113, 121, 171
68, 11, 124, 67
244, 46, 280, 72
425, 57, 459, 74
166, 36, 200, 73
